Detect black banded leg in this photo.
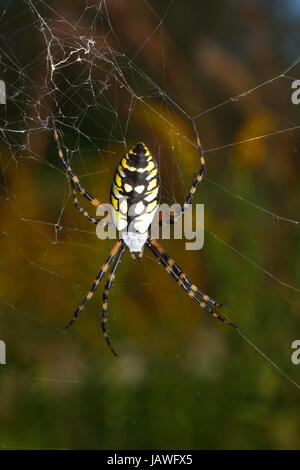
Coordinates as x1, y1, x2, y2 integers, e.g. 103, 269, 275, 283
159, 120, 206, 226
65, 240, 122, 330
146, 241, 216, 317
147, 239, 236, 328
181, 120, 206, 213
52, 116, 101, 208
150, 239, 223, 308
102, 243, 126, 357
70, 181, 107, 226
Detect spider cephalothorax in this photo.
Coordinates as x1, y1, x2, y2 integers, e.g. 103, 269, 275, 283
53, 117, 236, 356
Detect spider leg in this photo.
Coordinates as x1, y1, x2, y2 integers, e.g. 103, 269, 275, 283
159, 120, 205, 226
65, 240, 123, 330
52, 115, 101, 209
70, 180, 107, 227
102, 243, 126, 357
150, 239, 223, 308
146, 239, 236, 328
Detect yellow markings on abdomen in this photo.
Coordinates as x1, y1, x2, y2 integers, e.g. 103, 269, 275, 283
115, 173, 122, 187
146, 200, 158, 213
110, 143, 160, 234
147, 178, 157, 191
111, 193, 118, 210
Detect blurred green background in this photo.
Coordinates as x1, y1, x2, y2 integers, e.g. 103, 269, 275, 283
1, 0, 300, 449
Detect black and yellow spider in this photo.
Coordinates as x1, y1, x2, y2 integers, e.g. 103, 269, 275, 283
52, 118, 236, 356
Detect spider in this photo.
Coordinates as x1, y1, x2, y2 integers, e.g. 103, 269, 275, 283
52, 118, 236, 356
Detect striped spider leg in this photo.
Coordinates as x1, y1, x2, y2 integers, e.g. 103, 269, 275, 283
102, 242, 126, 356
157, 121, 227, 311
52, 116, 104, 225
55, 126, 233, 355
159, 120, 205, 226
70, 180, 101, 225
65, 240, 123, 330
146, 239, 236, 328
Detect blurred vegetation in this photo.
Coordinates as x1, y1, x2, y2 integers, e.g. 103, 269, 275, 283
0, 0, 300, 449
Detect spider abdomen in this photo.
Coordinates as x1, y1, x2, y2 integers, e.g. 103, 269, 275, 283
110, 142, 160, 242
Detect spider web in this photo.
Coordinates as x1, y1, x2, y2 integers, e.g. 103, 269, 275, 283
1, 0, 300, 449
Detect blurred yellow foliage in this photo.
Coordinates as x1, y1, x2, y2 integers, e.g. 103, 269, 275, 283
233, 111, 276, 169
